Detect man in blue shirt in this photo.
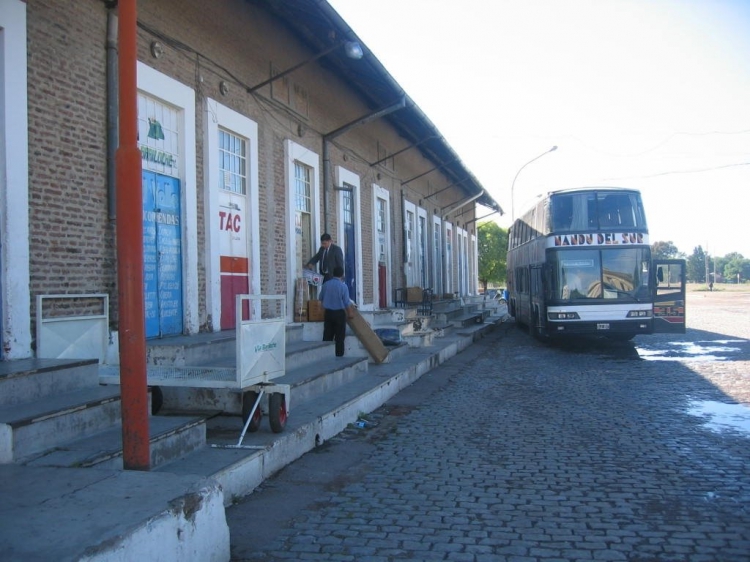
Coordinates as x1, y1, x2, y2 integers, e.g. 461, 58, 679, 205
318, 266, 354, 356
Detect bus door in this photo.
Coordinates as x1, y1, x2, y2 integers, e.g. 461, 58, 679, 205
652, 259, 686, 334
530, 264, 546, 333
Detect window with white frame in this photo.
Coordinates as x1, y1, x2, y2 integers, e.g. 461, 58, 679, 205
295, 161, 313, 264
137, 93, 180, 177
218, 129, 247, 194
377, 198, 387, 264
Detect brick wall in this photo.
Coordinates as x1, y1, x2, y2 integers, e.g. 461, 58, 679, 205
26, 0, 113, 338
24, 0, 480, 347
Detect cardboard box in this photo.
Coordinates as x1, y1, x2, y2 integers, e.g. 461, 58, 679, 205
308, 300, 325, 322
406, 287, 423, 303
347, 308, 389, 364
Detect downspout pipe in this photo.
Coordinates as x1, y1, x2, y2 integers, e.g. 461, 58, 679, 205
106, 9, 118, 219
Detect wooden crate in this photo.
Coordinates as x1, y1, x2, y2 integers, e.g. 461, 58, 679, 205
308, 300, 325, 322
406, 287, 423, 303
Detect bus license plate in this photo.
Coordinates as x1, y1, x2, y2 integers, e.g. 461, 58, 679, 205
597, 323, 610, 330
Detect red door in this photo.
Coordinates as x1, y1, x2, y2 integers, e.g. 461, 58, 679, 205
378, 264, 387, 308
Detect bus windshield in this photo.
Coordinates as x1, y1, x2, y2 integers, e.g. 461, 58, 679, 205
550, 191, 647, 232
551, 248, 651, 301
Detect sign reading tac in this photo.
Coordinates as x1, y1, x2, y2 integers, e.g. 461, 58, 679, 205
219, 211, 241, 233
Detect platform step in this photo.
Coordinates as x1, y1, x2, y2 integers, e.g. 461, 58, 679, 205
276, 355, 369, 407
0, 386, 123, 463
0, 358, 99, 407
24, 414, 209, 470
451, 312, 486, 328
284, 339, 336, 371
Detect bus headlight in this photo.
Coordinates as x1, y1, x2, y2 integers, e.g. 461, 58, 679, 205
627, 310, 652, 318
549, 311, 580, 320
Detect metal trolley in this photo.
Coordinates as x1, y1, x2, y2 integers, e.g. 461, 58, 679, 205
101, 295, 289, 445
230, 295, 289, 441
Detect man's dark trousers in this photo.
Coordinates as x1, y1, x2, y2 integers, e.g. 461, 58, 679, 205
323, 308, 347, 356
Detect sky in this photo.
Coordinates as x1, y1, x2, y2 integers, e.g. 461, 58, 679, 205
327, 0, 750, 258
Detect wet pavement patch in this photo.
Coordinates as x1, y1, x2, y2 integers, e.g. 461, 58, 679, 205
637, 339, 746, 361
686, 399, 750, 436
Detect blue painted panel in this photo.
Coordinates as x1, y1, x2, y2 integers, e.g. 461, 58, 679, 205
155, 175, 183, 336
142, 171, 160, 338
142, 171, 183, 338
344, 224, 356, 302
0, 241, 2, 359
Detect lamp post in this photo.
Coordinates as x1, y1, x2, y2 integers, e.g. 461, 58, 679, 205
510, 145, 558, 222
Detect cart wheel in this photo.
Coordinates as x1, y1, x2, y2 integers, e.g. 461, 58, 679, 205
268, 392, 288, 433
242, 391, 263, 433
150, 386, 163, 415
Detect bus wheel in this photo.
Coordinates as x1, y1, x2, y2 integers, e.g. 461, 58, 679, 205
607, 334, 635, 342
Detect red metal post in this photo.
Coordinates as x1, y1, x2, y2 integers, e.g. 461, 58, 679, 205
116, 0, 150, 470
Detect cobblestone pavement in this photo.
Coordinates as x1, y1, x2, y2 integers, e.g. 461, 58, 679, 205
229, 290, 750, 562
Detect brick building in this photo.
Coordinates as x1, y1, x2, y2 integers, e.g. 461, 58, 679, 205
0, 0, 502, 362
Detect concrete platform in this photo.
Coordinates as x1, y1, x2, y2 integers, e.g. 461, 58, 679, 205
0, 465, 229, 562
0, 305, 509, 561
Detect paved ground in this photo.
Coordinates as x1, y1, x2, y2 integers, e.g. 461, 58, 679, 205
228, 290, 750, 561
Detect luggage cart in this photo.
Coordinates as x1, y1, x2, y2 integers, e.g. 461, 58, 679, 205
232, 295, 289, 439
100, 295, 289, 444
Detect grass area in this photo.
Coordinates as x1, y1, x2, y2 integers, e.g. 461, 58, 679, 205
687, 282, 749, 293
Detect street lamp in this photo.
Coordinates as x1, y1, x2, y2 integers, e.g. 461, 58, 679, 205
510, 145, 558, 222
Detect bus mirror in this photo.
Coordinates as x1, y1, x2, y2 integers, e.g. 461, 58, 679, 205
657, 268, 664, 283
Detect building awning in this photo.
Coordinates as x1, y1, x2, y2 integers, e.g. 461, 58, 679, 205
247, 0, 503, 215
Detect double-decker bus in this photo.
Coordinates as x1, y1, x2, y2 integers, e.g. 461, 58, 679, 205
507, 187, 686, 340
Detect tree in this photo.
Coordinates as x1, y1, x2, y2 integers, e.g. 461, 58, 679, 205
477, 222, 508, 291
724, 257, 750, 283
651, 240, 683, 259
686, 246, 708, 283
712, 256, 727, 283
725, 252, 744, 260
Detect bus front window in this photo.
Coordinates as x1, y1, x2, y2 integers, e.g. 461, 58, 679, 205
554, 248, 648, 301
556, 250, 601, 300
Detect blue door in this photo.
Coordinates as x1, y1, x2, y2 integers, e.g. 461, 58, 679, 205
343, 191, 357, 302
143, 171, 183, 338
0, 239, 2, 359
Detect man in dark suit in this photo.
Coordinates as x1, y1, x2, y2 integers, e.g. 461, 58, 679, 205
306, 233, 344, 283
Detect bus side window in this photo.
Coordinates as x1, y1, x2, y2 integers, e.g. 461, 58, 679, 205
598, 195, 617, 227
552, 196, 573, 231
